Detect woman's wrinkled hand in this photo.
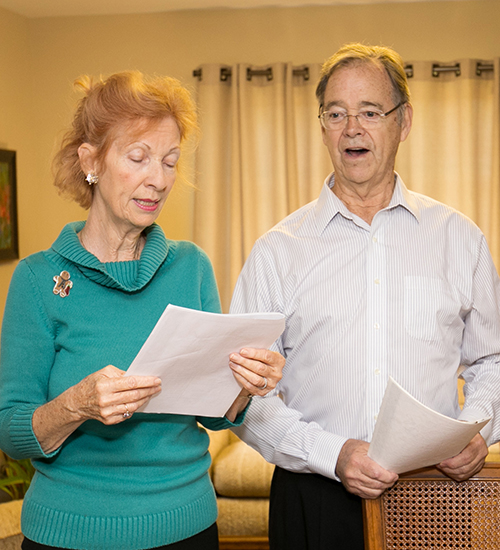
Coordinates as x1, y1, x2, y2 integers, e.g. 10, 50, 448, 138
68, 365, 162, 424
229, 348, 285, 398
224, 348, 285, 422
32, 365, 163, 454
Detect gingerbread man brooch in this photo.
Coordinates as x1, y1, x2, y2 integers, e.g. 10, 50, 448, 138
53, 271, 73, 298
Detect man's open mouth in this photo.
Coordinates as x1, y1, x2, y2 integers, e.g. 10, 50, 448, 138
345, 147, 369, 158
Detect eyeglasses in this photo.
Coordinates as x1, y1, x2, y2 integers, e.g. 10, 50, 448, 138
319, 102, 404, 130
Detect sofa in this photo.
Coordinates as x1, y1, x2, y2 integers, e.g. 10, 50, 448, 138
208, 429, 274, 549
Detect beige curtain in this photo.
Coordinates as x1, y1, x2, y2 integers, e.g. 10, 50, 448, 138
193, 63, 331, 310
396, 59, 500, 265
193, 59, 500, 311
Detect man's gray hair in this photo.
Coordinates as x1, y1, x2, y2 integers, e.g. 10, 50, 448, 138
316, 43, 411, 120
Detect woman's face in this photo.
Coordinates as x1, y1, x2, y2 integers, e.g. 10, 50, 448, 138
85, 116, 181, 234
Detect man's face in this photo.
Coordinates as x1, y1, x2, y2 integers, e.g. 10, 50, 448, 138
321, 61, 412, 190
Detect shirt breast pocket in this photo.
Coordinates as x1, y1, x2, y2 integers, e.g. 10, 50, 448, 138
404, 276, 458, 342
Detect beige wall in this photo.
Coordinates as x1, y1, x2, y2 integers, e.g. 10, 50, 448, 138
0, 0, 500, 315
0, 7, 34, 315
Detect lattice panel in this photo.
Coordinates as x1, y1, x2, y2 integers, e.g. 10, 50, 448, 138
382, 479, 500, 549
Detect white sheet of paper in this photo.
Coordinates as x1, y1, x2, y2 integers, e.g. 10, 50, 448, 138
125, 305, 285, 417
368, 377, 490, 474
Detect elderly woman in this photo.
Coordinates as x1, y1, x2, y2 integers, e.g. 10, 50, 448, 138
0, 72, 284, 550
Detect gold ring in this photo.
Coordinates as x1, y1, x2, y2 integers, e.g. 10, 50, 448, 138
123, 404, 131, 419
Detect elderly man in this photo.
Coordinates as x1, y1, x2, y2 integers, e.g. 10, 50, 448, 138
230, 43, 500, 550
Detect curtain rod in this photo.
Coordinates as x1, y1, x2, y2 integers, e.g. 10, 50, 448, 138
406, 63, 494, 78
193, 66, 310, 82
429, 62, 494, 78
476, 62, 494, 76
194, 62, 494, 82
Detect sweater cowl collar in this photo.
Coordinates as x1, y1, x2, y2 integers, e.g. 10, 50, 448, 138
51, 221, 173, 292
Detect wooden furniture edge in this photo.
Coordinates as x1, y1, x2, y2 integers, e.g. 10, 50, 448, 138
389, 462, 500, 482
363, 496, 386, 550
219, 536, 269, 550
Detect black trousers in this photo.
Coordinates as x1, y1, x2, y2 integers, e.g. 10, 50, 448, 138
269, 466, 364, 550
21, 523, 219, 550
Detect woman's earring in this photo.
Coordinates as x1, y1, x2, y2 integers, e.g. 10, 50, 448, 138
86, 173, 99, 185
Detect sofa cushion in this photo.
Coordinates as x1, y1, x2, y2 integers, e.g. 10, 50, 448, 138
0, 500, 22, 541
212, 440, 274, 498
217, 497, 269, 537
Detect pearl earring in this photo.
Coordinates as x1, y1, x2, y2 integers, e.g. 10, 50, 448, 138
86, 173, 99, 185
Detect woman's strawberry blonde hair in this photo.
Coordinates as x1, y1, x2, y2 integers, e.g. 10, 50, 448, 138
53, 71, 198, 209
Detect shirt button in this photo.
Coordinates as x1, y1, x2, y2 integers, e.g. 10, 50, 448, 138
374, 414, 378, 421
372, 236, 378, 243
374, 278, 380, 285
374, 369, 380, 375
374, 323, 380, 329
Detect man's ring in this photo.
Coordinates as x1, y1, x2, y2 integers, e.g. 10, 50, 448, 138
259, 377, 268, 390
123, 404, 131, 419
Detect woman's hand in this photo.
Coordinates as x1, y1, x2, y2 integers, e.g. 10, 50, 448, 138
33, 366, 162, 454
69, 365, 162, 424
225, 348, 285, 421
230, 348, 284, 397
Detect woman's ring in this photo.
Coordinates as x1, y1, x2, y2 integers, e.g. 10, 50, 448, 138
259, 377, 268, 390
123, 404, 131, 419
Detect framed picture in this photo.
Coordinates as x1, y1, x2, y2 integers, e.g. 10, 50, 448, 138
0, 149, 19, 260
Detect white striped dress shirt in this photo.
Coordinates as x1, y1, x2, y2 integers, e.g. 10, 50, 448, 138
231, 173, 500, 481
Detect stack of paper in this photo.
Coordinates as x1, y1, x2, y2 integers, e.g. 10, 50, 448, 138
368, 377, 490, 473
126, 305, 285, 417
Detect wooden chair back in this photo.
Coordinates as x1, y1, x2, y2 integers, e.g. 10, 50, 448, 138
363, 463, 500, 549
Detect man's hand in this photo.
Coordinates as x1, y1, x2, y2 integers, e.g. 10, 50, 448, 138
336, 439, 398, 499
437, 433, 488, 481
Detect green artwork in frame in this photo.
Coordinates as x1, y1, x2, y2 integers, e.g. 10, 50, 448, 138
0, 149, 18, 260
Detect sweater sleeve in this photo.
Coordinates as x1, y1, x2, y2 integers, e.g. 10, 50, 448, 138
0, 260, 59, 459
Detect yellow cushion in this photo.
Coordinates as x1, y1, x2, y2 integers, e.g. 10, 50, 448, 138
217, 497, 269, 537
212, 440, 274, 498
0, 500, 22, 539
207, 429, 231, 460
486, 443, 500, 462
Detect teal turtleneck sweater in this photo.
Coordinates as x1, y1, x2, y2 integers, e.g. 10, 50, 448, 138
0, 222, 244, 550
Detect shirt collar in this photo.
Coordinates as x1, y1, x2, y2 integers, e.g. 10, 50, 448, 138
314, 171, 421, 234
389, 173, 421, 222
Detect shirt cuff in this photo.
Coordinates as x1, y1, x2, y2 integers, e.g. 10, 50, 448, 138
307, 430, 348, 482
